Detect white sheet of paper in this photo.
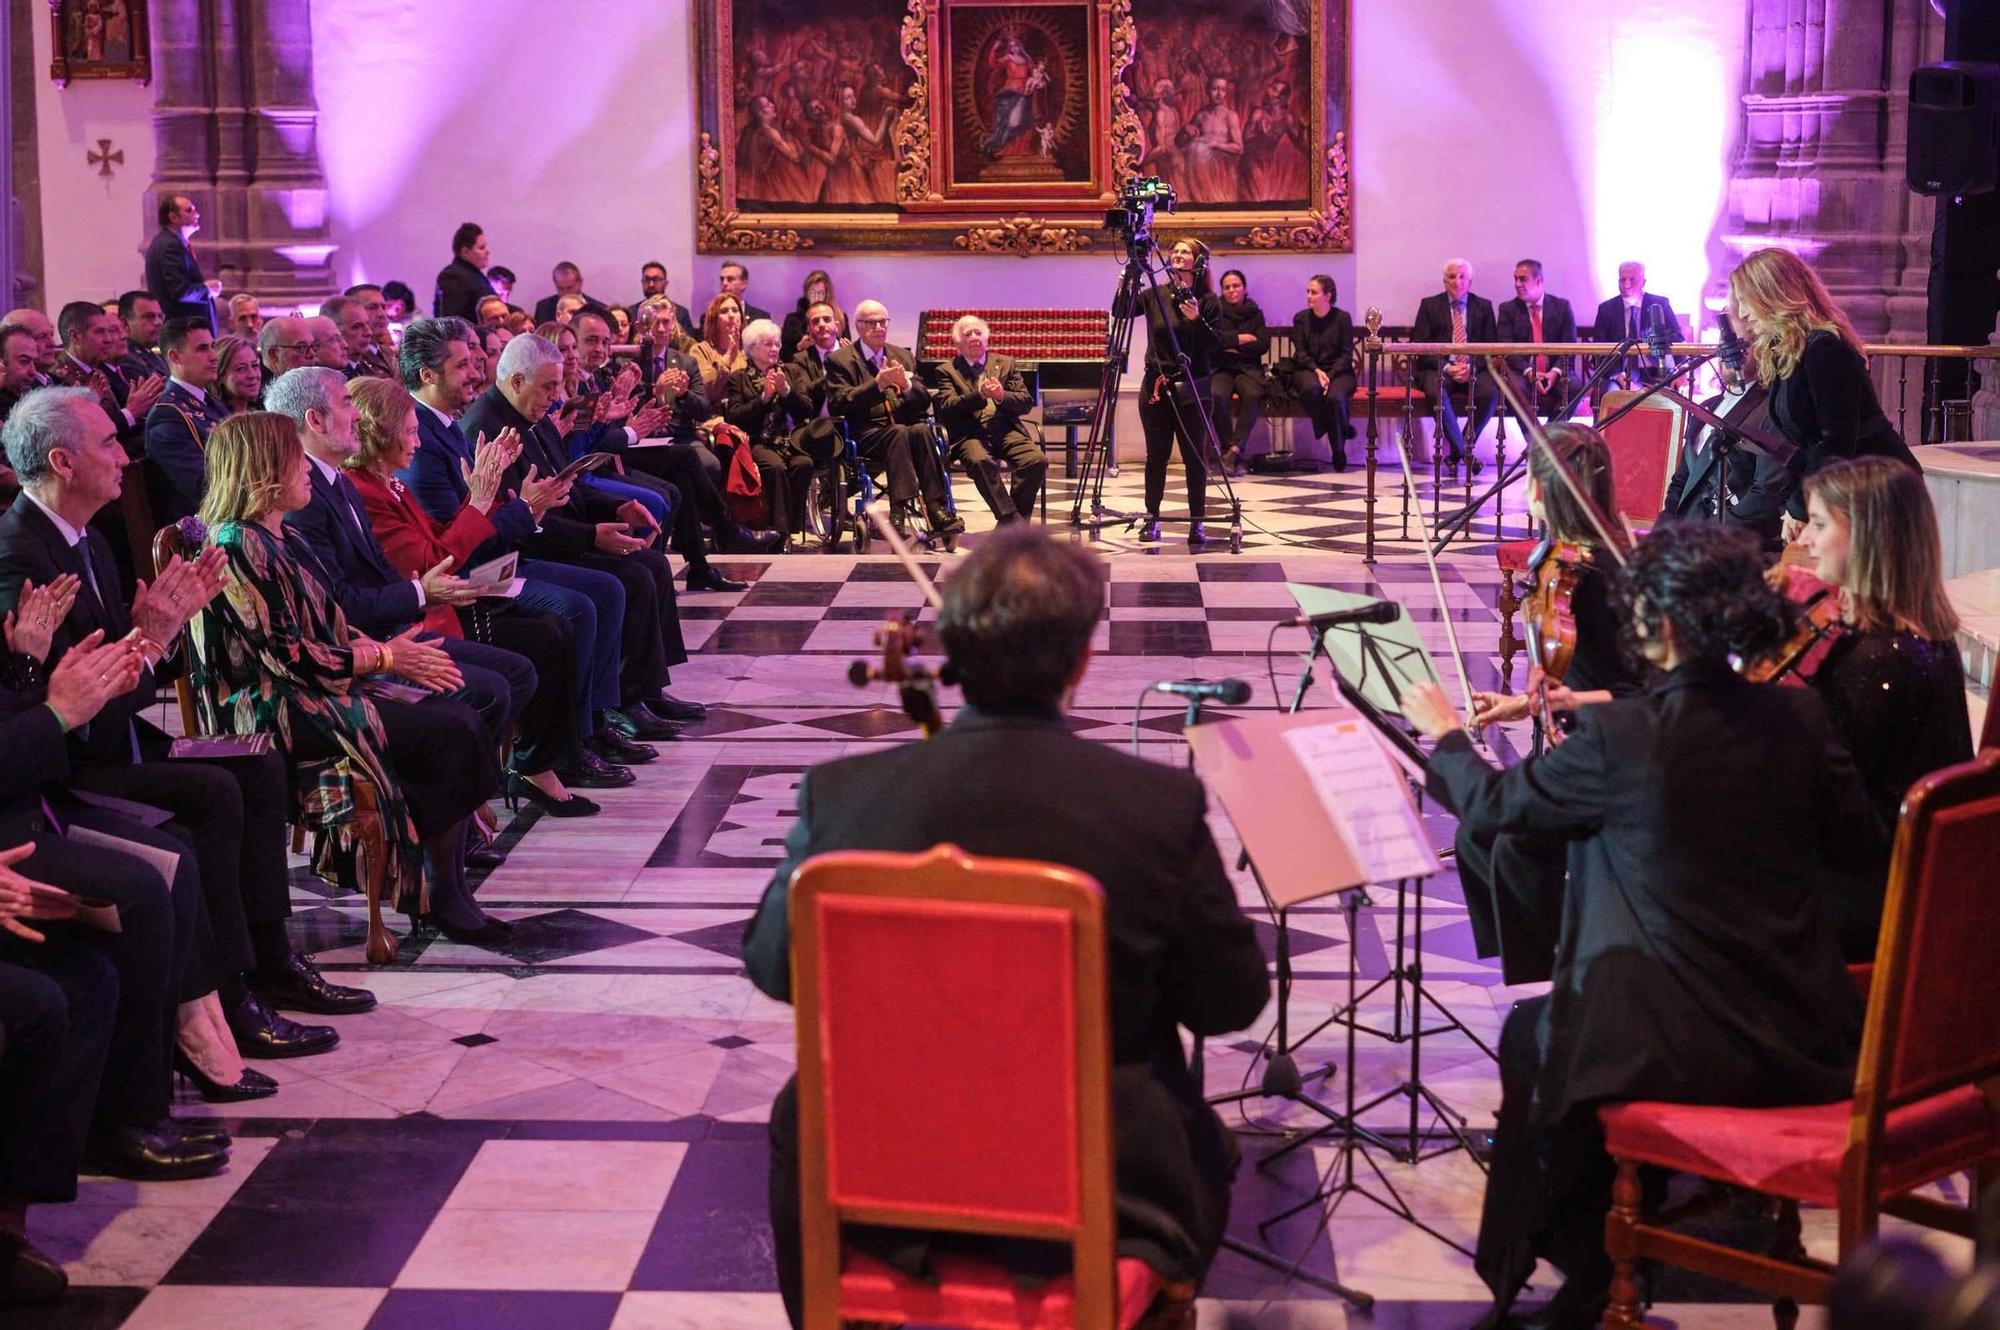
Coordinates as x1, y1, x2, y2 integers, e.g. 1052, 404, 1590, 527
463, 552, 518, 591
476, 577, 526, 600
1282, 719, 1441, 884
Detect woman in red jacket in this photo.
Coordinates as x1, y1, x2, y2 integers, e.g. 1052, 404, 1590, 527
344, 376, 599, 817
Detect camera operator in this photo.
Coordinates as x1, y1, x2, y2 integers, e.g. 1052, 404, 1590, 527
1114, 236, 1219, 550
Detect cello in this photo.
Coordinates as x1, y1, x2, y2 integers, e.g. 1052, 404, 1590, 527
845, 501, 949, 736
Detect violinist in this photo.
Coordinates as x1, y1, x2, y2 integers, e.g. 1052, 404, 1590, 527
1790, 457, 1973, 959
1455, 423, 1641, 989
1725, 248, 1920, 543
1402, 523, 1882, 1330
744, 525, 1268, 1330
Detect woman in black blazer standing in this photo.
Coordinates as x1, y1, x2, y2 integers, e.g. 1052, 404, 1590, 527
1726, 247, 1920, 542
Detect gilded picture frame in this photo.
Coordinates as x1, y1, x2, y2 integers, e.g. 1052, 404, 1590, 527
49, 0, 151, 87
693, 0, 1350, 255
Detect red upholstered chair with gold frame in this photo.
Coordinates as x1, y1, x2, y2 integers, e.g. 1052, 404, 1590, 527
1493, 392, 1685, 685
1597, 748, 2000, 1329
790, 844, 1178, 1330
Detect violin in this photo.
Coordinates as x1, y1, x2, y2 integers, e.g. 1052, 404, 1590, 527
1743, 553, 1849, 686
846, 501, 950, 737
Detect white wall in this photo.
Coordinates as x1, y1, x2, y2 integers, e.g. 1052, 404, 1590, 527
310, 0, 1744, 349
29, 15, 156, 306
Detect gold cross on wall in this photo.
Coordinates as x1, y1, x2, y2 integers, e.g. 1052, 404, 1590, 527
87, 139, 124, 179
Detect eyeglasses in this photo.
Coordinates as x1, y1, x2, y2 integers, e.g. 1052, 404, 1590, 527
856, 317, 889, 327
276, 342, 313, 354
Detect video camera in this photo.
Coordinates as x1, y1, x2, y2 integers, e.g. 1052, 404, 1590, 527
1104, 176, 1178, 254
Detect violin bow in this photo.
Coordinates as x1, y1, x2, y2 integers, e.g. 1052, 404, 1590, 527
863, 501, 946, 610
1484, 355, 1632, 566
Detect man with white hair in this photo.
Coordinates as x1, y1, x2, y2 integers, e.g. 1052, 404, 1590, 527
227, 293, 264, 341
256, 315, 312, 396
1591, 261, 1679, 388
931, 314, 1045, 524
305, 314, 348, 372
1409, 258, 1498, 473
825, 300, 963, 548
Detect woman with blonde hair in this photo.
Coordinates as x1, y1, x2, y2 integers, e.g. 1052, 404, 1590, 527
691, 292, 747, 400
191, 412, 511, 947
1725, 247, 1919, 541
1792, 455, 1972, 958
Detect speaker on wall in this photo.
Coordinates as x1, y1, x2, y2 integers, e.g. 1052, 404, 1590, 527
1909, 62, 2000, 197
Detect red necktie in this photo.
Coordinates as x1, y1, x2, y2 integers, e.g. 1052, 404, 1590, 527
1450, 303, 1467, 371
1530, 304, 1547, 376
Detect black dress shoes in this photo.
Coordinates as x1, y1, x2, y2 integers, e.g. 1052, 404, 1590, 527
720, 525, 784, 554
170, 1118, 232, 1149
590, 727, 660, 765
252, 952, 378, 1015
85, 1123, 228, 1181
560, 749, 636, 789
604, 706, 679, 742
1138, 516, 1161, 543
466, 842, 507, 871
644, 694, 706, 723
1186, 523, 1210, 550
0, 1235, 67, 1306
686, 565, 750, 593
434, 916, 514, 947
226, 991, 340, 1059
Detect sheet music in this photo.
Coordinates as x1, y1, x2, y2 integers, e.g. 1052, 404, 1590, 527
1282, 719, 1441, 884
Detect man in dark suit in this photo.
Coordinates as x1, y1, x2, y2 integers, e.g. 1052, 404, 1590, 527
1657, 365, 1785, 547
637, 261, 696, 337
930, 313, 1045, 524
825, 300, 963, 547
1410, 258, 1499, 471
433, 222, 496, 321
1496, 259, 1581, 419
1402, 522, 1878, 1329
745, 527, 1270, 1328
718, 260, 771, 324
1590, 261, 1679, 388
141, 318, 229, 522
459, 330, 706, 746
532, 261, 612, 327
0, 386, 361, 1057
1, 638, 226, 1185
117, 291, 170, 382
144, 195, 220, 334
50, 302, 164, 456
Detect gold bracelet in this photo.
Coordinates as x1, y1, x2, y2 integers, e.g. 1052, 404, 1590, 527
379, 646, 395, 675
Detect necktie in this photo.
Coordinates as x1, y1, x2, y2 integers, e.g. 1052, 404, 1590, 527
334, 473, 374, 547
73, 537, 141, 763
1529, 304, 1547, 376
1450, 302, 1467, 371
1627, 305, 1638, 340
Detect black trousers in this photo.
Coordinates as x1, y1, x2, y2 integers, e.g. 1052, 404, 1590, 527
438, 634, 536, 751
1288, 369, 1357, 456
752, 438, 816, 537
1138, 374, 1209, 522
1209, 369, 1268, 450
573, 547, 687, 706
13, 808, 194, 1132
1454, 823, 1565, 987
1418, 369, 1499, 460
0, 956, 114, 1203
1477, 997, 1615, 1319
476, 605, 580, 776
625, 441, 748, 569
855, 423, 954, 526
67, 750, 291, 988
950, 425, 1046, 522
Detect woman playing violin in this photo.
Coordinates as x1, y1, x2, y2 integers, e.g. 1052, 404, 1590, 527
1469, 423, 1641, 730
1791, 456, 1972, 959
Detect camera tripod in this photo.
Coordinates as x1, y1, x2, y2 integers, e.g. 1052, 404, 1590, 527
1069, 237, 1245, 553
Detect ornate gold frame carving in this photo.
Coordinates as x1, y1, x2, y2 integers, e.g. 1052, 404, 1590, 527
693, 0, 1350, 254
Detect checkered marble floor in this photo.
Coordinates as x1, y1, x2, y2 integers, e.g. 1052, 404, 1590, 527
29, 464, 1951, 1329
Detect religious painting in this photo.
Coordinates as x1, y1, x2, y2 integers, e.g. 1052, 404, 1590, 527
941, 4, 1096, 195
693, 0, 1351, 255
49, 0, 150, 86
1124, 0, 1315, 209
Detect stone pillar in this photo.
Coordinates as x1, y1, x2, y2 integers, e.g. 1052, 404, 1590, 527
1722, 0, 1942, 342
147, 0, 334, 306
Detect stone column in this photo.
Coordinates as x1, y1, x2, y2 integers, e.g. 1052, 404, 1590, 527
147, 0, 334, 306
1722, 0, 1942, 342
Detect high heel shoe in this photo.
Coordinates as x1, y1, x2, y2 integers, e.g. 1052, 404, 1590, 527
174, 1049, 280, 1103
505, 771, 600, 818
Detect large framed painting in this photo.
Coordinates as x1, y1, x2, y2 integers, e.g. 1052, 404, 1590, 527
694, 0, 1350, 255
49, 0, 151, 86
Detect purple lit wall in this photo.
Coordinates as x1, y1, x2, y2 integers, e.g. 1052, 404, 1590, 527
311, 0, 1746, 352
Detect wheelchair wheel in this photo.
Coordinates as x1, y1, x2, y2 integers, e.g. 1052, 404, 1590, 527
849, 513, 872, 554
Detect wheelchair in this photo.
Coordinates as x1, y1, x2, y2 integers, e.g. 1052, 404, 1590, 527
803, 413, 960, 554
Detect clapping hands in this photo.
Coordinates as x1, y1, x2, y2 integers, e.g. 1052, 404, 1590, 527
3, 573, 81, 662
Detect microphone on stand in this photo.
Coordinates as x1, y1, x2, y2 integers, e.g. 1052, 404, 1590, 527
1278, 599, 1402, 630
1715, 311, 1749, 376
1149, 678, 1252, 705
1645, 303, 1676, 364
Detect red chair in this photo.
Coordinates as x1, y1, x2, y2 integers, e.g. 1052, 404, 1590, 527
1598, 748, 2000, 1328
790, 844, 1177, 1330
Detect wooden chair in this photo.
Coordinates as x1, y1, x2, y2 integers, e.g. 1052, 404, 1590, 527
1598, 748, 2000, 1328
151, 522, 399, 964
790, 844, 1180, 1330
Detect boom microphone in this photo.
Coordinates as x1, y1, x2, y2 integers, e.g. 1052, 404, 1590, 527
1715, 311, 1748, 375
1278, 599, 1402, 630
1149, 678, 1252, 705
1646, 302, 1676, 361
